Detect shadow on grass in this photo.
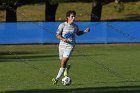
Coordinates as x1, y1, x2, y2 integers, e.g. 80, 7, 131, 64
0, 51, 36, 55
0, 51, 58, 62
0, 51, 100, 62
2, 85, 140, 93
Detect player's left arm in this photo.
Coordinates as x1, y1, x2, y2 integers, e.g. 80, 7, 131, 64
76, 28, 90, 36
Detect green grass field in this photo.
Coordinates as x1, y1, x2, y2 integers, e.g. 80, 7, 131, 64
0, 44, 140, 93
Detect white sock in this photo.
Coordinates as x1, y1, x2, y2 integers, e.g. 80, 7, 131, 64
56, 68, 65, 80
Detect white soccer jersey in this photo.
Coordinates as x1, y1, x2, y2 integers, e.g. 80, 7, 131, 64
56, 22, 79, 46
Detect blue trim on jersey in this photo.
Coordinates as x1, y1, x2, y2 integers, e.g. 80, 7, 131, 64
64, 32, 73, 39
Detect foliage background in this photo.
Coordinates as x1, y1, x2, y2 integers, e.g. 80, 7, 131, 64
0, 1, 140, 21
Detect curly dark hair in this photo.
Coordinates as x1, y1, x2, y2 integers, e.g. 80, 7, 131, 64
66, 10, 76, 17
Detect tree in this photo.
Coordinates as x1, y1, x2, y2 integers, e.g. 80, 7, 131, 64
45, 0, 58, 21
91, 0, 102, 21
1, 0, 59, 22
1, 0, 45, 22
4, 0, 18, 22
1, 0, 126, 22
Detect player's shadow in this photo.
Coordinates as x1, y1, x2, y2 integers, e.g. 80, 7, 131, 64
2, 85, 140, 93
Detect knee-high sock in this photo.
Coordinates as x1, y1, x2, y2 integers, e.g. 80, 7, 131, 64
64, 68, 68, 77
56, 68, 65, 80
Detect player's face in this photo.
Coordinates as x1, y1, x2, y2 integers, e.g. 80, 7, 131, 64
67, 14, 76, 23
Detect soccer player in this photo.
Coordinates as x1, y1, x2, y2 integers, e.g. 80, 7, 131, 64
52, 10, 90, 85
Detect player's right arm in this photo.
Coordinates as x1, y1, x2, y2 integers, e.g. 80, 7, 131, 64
56, 34, 69, 43
56, 23, 69, 43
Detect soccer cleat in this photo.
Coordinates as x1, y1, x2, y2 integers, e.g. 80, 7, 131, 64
52, 78, 58, 85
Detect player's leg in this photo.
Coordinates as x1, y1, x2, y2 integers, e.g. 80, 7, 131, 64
55, 57, 69, 80
52, 45, 63, 85
52, 57, 69, 85
63, 47, 73, 77
52, 45, 73, 85
64, 64, 71, 77
56, 46, 73, 79
52, 45, 68, 84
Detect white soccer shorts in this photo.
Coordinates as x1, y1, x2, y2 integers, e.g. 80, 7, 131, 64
59, 45, 74, 59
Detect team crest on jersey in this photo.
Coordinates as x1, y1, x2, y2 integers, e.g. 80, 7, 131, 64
64, 32, 73, 39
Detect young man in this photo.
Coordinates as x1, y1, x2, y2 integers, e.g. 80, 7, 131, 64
52, 10, 90, 85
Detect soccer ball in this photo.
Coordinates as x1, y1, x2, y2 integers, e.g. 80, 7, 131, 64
62, 76, 72, 86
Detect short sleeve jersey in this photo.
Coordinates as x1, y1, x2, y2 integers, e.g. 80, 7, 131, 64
56, 22, 79, 46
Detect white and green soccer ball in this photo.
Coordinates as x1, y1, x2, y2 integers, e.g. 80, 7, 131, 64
62, 76, 72, 86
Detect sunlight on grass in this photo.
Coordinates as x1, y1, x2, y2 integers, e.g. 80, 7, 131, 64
0, 1, 140, 21
17, 4, 45, 21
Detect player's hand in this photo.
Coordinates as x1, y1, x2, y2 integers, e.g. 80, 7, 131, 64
84, 28, 90, 33
62, 38, 69, 43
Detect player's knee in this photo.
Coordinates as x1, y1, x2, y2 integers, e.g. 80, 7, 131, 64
61, 58, 69, 68
61, 63, 65, 68
61, 62, 67, 67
